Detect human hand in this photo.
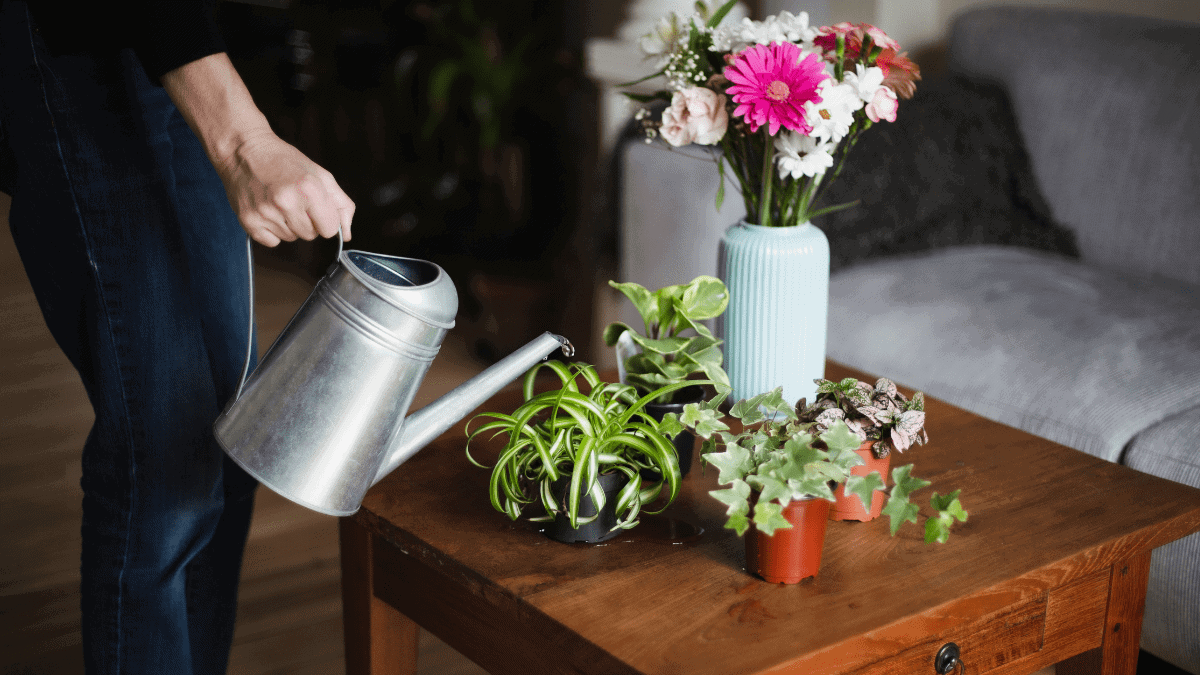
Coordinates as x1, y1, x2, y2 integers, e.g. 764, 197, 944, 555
216, 131, 355, 247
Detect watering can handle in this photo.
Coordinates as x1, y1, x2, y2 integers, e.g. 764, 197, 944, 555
232, 230, 344, 402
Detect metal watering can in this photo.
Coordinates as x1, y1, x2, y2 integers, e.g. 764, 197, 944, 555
213, 237, 572, 516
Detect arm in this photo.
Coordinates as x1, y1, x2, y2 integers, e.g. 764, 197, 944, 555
161, 52, 354, 247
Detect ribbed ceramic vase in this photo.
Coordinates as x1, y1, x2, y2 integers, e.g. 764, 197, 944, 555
717, 220, 830, 406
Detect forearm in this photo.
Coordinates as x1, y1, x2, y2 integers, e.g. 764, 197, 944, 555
160, 52, 272, 172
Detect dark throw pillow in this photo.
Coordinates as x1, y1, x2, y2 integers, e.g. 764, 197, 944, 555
813, 74, 1079, 272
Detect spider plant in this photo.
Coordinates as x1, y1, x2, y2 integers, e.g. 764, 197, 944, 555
466, 361, 708, 534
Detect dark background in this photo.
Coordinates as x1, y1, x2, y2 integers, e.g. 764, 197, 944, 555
217, 0, 608, 362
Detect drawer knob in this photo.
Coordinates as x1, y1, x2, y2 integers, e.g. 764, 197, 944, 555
934, 642, 962, 674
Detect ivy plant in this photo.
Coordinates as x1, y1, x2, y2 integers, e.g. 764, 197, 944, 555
797, 377, 929, 458
602, 275, 731, 404
661, 387, 967, 541
466, 361, 709, 534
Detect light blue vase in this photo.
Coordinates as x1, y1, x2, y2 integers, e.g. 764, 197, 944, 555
717, 220, 830, 407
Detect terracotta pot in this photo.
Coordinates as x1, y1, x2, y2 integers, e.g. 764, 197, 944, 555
744, 497, 831, 584
830, 441, 891, 522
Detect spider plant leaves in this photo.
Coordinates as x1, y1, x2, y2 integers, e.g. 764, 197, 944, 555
470, 363, 695, 535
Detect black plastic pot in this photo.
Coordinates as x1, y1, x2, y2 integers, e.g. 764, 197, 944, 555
547, 471, 629, 544
643, 385, 705, 478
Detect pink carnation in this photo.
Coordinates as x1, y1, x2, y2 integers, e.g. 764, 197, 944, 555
865, 85, 898, 123
723, 42, 828, 136
660, 87, 729, 147
814, 22, 901, 61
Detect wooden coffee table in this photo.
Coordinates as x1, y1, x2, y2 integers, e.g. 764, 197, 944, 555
339, 362, 1200, 675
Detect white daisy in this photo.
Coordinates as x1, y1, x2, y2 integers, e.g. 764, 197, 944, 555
804, 80, 861, 144
842, 64, 887, 104
775, 132, 835, 179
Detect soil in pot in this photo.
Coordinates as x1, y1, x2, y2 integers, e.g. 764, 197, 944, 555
642, 385, 704, 478
744, 497, 831, 584
546, 471, 629, 544
830, 441, 891, 522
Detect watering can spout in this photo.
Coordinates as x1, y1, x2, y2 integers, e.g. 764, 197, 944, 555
371, 331, 573, 487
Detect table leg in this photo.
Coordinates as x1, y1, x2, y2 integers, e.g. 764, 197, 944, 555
1057, 552, 1151, 675
340, 517, 420, 675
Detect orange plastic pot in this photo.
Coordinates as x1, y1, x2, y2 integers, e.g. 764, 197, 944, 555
830, 441, 891, 522
744, 497, 831, 584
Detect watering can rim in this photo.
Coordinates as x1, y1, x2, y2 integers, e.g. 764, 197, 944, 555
336, 248, 457, 331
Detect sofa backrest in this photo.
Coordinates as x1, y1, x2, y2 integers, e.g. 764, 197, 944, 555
947, 7, 1200, 286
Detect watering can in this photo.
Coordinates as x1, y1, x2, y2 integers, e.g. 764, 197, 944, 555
213, 237, 572, 516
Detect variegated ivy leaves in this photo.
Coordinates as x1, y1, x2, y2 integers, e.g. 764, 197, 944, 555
798, 377, 929, 457
661, 386, 967, 542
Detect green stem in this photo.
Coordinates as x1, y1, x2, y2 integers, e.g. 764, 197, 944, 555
758, 127, 775, 227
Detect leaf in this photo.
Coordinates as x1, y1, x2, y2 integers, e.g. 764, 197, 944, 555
845, 471, 886, 512
820, 420, 864, 457
680, 402, 729, 438
725, 512, 751, 536
881, 494, 921, 536
889, 464, 932, 503
715, 154, 726, 211
748, 475, 790, 505
925, 491, 968, 544
931, 490, 969, 522
658, 412, 685, 438
703, 443, 753, 485
679, 276, 729, 320
601, 322, 635, 347
710, 480, 751, 516
609, 280, 658, 333
706, 0, 740, 27
629, 333, 690, 356
752, 501, 794, 536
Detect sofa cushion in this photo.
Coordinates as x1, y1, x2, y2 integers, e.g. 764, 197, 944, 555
827, 245, 1200, 464
1125, 407, 1200, 674
815, 74, 1078, 273
947, 7, 1200, 287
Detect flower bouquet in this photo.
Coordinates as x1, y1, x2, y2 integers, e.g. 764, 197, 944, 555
629, 1, 920, 227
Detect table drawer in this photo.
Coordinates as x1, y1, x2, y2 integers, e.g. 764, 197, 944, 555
848, 598, 1046, 675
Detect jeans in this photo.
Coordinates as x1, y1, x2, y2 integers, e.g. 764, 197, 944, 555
0, 3, 258, 673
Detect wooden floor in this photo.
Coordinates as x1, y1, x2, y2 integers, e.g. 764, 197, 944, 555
0, 193, 487, 674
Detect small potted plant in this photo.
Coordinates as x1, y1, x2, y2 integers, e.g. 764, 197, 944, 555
796, 377, 929, 522
466, 360, 706, 544
663, 388, 965, 583
602, 275, 732, 476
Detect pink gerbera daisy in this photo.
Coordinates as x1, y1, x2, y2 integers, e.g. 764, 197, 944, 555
724, 42, 829, 136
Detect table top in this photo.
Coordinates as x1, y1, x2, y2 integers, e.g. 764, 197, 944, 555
356, 361, 1200, 675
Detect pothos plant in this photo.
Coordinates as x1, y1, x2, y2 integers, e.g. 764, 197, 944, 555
602, 275, 732, 404
466, 361, 709, 533
797, 377, 928, 458
661, 387, 967, 543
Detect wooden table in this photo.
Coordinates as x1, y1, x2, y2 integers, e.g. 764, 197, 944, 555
339, 362, 1200, 675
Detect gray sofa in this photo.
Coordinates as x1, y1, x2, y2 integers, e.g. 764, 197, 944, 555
616, 5, 1200, 673
826, 7, 1200, 673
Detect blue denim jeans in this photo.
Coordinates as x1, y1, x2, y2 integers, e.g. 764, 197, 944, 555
0, 3, 258, 673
